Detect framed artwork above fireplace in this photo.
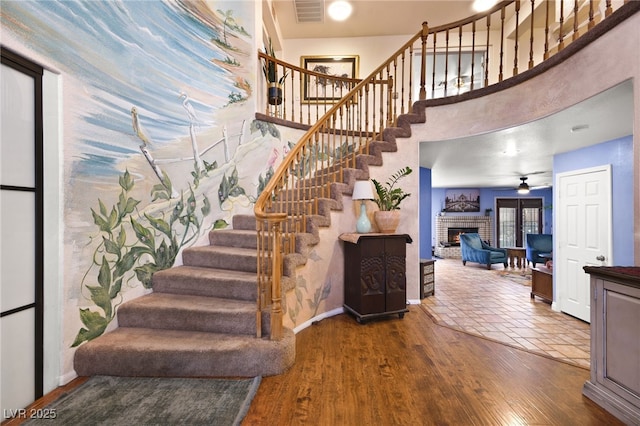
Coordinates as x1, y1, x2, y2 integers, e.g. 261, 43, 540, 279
444, 189, 480, 212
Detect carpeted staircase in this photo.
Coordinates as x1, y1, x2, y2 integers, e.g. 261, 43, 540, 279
74, 103, 426, 379
74, 215, 295, 378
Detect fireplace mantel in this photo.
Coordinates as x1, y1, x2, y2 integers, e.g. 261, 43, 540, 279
435, 216, 492, 258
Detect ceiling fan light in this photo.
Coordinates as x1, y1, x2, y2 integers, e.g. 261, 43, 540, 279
517, 177, 530, 194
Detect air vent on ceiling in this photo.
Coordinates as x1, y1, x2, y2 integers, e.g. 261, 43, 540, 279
294, 0, 324, 23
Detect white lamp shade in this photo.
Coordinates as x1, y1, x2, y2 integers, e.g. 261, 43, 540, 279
352, 181, 374, 200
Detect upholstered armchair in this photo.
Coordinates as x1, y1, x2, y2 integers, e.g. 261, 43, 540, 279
459, 233, 508, 270
525, 233, 553, 267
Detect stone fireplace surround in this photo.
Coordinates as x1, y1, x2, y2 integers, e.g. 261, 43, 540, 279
435, 215, 492, 259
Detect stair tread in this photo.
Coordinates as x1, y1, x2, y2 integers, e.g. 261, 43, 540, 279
209, 229, 258, 249
155, 265, 256, 281
185, 245, 256, 255
123, 293, 254, 312
214, 229, 256, 235
73, 327, 296, 377
77, 326, 293, 351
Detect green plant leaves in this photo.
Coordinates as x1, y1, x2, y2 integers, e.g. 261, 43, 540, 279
74, 169, 212, 347
218, 167, 246, 206
119, 170, 134, 192
145, 213, 171, 237
131, 217, 155, 249
71, 308, 109, 347
372, 166, 413, 211
250, 120, 281, 138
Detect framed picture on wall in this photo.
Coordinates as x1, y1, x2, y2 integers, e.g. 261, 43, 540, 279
445, 189, 480, 212
300, 55, 359, 103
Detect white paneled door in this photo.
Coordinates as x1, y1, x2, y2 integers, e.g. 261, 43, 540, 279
1, 48, 43, 415
556, 166, 612, 322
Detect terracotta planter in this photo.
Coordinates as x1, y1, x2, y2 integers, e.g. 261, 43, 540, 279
374, 210, 400, 234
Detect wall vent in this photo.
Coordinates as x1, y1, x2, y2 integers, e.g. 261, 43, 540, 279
294, 0, 324, 23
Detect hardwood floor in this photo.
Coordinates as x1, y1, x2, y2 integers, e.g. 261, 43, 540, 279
3, 265, 623, 425
242, 307, 622, 425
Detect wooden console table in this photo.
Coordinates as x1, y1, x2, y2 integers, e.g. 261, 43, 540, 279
505, 247, 526, 268
340, 233, 412, 323
531, 266, 552, 303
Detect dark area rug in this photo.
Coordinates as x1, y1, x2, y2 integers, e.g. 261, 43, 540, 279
24, 375, 261, 426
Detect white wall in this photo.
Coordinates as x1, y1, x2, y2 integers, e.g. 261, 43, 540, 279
284, 34, 416, 79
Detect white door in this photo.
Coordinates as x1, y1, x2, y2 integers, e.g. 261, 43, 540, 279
1, 49, 43, 414
556, 166, 612, 322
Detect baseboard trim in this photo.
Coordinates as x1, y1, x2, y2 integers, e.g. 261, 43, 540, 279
59, 370, 78, 386
582, 381, 640, 425
293, 307, 344, 334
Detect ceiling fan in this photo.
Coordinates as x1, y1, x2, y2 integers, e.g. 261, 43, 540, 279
516, 175, 552, 192
493, 172, 552, 192
517, 177, 530, 194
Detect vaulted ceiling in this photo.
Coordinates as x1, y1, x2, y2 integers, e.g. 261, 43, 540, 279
270, 0, 633, 189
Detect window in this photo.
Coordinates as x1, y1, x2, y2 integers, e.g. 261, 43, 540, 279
496, 198, 543, 248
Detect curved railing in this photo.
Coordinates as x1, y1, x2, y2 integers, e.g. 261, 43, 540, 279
254, 0, 633, 339
257, 51, 362, 126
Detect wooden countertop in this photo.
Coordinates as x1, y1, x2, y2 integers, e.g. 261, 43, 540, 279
583, 266, 640, 289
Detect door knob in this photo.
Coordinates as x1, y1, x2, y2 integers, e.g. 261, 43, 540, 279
596, 255, 605, 261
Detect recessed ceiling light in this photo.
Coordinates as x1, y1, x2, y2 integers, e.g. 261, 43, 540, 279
328, 1, 352, 21
472, 0, 498, 12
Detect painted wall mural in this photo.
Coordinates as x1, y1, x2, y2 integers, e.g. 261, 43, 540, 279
2, 0, 346, 376
1, 0, 268, 347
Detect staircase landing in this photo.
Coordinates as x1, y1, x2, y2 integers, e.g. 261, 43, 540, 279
74, 327, 295, 377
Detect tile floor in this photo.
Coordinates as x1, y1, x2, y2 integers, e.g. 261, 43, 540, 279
420, 258, 591, 369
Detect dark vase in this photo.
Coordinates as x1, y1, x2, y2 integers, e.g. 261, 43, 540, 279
268, 83, 283, 106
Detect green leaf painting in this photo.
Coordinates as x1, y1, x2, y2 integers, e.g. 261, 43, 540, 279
73, 170, 211, 347
218, 166, 247, 207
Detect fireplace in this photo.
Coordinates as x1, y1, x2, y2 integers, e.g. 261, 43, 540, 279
434, 216, 492, 258
447, 227, 479, 246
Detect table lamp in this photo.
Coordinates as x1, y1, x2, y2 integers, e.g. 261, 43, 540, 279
352, 180, 374, 233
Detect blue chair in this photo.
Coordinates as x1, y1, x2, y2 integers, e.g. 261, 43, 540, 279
525, 234, 553, 267
459, 233, 508, 270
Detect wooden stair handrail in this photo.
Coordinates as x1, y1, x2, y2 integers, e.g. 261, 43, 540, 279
254, 0, 634, 340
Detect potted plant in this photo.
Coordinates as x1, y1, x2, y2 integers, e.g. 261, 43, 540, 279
371, 166, 412, 233
262, 38, 288, 106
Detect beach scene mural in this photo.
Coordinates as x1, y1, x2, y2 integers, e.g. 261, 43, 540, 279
2, 1, 271, 348
2, 0, 346, 377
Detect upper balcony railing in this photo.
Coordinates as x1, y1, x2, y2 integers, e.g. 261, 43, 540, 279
258, 0, 629, 127
254, 0, 635, 340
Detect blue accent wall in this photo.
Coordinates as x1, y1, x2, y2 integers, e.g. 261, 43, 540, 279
421, 136, 632, 265
554, 136, 634, 265
419, 167, 433, 259
426, 186, 552, 246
